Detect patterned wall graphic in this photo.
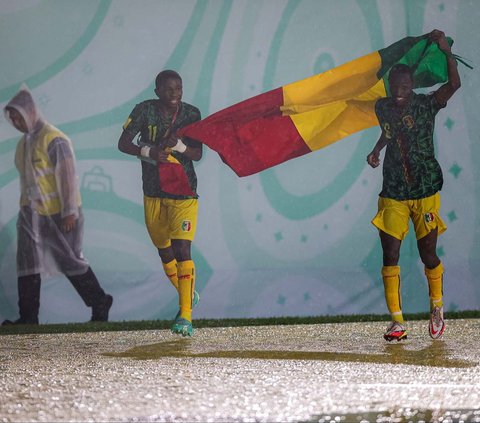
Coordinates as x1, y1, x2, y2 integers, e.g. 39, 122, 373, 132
0, 0, 478, 323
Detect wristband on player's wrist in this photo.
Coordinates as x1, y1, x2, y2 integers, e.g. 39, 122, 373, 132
171, 138, 187, 153
140, 145, 151, 158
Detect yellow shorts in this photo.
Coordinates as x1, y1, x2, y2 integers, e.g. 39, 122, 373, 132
144, 196, 198, 249
371, 192, 447, 241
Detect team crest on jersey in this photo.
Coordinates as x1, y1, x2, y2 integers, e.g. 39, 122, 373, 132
424, 212, 435, 223
383, 123, 392, 139
182, 220, 192, 232
403, 115, 415, 129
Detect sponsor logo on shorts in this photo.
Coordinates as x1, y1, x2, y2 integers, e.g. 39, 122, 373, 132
182, 220, 192, 232
424, 212, 435, 223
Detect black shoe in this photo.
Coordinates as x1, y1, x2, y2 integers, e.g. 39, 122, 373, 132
91, 294, 113, 322
2, 318, 38, 326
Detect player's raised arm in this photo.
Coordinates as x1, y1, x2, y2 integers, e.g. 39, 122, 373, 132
430, 29, 461, 107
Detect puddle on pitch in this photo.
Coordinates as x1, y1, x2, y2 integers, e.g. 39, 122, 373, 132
302, 408, 480, 423
103, 338, 475, 368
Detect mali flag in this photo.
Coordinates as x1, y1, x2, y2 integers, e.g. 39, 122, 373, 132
178, 34, 455, 177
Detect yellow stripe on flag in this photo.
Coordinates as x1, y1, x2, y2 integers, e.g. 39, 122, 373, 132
281, 52, 387, 151
281, 51, 383, 113
292, 79, 386, 151
164, 148, 180, 164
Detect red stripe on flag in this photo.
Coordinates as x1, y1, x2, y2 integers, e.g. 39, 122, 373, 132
179, 88, 310, 176
222, 115, 310, 177
158, 162, 195, 196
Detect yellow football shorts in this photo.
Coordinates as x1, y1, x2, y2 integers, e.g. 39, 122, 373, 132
144, 196, 198, 249
371, 192, 447, 241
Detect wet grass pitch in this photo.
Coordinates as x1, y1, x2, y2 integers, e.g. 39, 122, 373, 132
1, 319, 479, 422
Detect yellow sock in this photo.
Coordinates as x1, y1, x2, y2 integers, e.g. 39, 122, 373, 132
177, 260, 195, 322
425, 262, 444, 311
382, 265, 404, 324
162, 259, 179, 291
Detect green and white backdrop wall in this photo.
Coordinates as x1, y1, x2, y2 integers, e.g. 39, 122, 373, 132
0, 0, 478, 323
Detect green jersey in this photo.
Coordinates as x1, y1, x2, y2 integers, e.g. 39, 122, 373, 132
375, 93, 445, 200
123, 100, 201, 199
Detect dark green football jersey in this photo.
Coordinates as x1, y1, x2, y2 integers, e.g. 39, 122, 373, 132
375, 93, 445, 200
123, 100, 201, 199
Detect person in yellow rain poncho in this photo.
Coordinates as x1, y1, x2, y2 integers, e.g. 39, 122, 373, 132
2, 86, 113, 325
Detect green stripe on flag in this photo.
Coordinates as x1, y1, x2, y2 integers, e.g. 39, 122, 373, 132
377, 34, 453, 96
377, 35, 425, 77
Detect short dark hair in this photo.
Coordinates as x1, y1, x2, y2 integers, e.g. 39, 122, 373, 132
388, 64, 414, 82
155, 70, 182, 89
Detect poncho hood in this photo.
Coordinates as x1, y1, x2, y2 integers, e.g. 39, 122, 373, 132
4, 84, 44, 133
